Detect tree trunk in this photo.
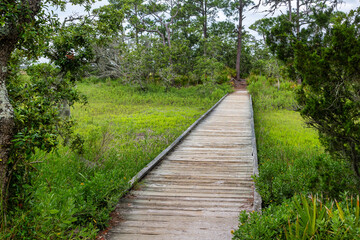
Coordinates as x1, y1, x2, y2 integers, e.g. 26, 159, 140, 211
135, 5, 139, 45
288, 0, 292, 22
165, 24, 173, 67
0, 38, 16, 209
350, 142, 360, 180
296, 0, 300, 38
236, 0, 243, 82
203, 0, 207, 56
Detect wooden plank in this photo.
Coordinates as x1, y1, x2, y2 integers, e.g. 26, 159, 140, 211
131, 187, 254, 195
143, 179, 254, 186
122, 195, 253, 203
130, 190, 253, 199
117, 204, 245, 213
120, 198, 251, 208
117, 208, 242, 218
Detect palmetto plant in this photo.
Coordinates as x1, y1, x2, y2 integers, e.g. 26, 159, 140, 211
285, 194, 360, 240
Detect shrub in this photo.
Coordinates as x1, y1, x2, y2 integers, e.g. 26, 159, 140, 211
295, 8, 360, 181
247, 74, 296, 110
233, 194, 360, 240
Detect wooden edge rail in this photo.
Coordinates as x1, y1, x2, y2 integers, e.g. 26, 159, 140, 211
125, 93, 229, 191
249, 95, 262, 212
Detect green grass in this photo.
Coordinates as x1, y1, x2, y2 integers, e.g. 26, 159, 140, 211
254, 109, 356, 207
2, 82, 231, 239
232, 74, 358, 240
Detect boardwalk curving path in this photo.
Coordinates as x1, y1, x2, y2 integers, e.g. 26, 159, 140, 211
106, 91, 259, 240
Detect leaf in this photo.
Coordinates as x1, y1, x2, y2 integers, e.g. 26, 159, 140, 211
302, 221, 309, 240
335, 200, 345, 222
301, 195, 311, 233
295, 216, 300, 238
356, 196, 359, 225
49, 209, 59, 214
311, 195, 317, 235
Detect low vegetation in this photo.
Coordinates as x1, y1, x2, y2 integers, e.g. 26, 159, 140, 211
234, 194, 360, 239
2, 80, 231, 239
233, 75, 359, 239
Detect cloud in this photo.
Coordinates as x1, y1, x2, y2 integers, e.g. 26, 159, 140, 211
49, 0, 109, 22
337, 0, 360, 12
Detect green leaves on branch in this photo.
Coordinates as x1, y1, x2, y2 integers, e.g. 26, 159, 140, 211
8, 63, 86, 161
295, 7, 360, 179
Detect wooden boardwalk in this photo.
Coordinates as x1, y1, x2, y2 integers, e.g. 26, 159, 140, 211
106, 91, 259, 240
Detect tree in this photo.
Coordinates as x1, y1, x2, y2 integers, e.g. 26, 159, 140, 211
295, 7, 360, 179
0, 0, 94, 210
226, 0, 253, 81
257, 0, 342, 36
252, 0, 342, 80
109, 0, 145, 44
184, 0, 227, 56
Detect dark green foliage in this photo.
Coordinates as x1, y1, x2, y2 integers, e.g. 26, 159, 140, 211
250, 4, 339, 80
6, 62, 87, 215
250, 15, 297, 79
295, 7, 360, 179
233, 194, 360, 240
92, 0, 261, 85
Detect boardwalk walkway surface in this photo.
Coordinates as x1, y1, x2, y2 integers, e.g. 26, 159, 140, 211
106, 91, 259, 240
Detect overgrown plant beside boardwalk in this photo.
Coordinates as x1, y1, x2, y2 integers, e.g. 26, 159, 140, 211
233, 75, 358, 239
2, 80, 231, 239
234, 194, 360, 239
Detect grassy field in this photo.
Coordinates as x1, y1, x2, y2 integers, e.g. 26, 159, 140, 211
254, 109, 356, 207
3, 81, 231, 239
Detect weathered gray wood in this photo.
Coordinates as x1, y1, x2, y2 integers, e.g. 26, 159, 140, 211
249, 95, 262, 212
105, 91, 260, 240
128, 93, 229, 187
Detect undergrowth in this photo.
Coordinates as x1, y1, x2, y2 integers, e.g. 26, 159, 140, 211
254, 109, 357, 207
234, 193, 360, 239
2, 81, 231, 239
233, 75, 358, 239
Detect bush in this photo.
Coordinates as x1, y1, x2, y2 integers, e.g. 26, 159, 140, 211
295, 8, 360, 181
247, 74, 296, 110
233, 194, 360, 240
